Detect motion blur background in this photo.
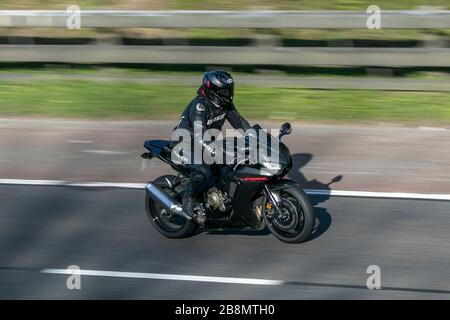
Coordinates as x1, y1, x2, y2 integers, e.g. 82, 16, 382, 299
1, 1, 450, 299
0, 0, 448, 122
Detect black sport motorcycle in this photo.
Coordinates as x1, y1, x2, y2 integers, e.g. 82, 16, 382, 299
141, 122, 315, 243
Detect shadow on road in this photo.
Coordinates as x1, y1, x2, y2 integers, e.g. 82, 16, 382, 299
204, 228, 270, 237
289, 153, 343, 241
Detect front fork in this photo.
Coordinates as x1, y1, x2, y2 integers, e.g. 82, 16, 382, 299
263, 180, 300, 217
263, 185, 283, 218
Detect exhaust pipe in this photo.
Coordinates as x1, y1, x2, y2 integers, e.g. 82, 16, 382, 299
145, 183, 192, 220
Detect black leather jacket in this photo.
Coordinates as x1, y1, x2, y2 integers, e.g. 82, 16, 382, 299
172, 94, 250, 152
175, 95, 250, 132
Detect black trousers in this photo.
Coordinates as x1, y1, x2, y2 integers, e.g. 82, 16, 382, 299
185, 164, 212, 198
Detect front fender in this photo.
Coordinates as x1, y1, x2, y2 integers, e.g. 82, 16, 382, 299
267, 179, 299, 192
265, 179, 300, 206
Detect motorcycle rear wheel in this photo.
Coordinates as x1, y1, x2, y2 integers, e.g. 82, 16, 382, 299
145, 175, 197, 239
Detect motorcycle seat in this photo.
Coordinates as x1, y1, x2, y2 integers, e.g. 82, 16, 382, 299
144, 140, 171, 157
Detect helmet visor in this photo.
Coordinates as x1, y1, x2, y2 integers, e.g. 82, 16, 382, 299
218, 86, 234, 99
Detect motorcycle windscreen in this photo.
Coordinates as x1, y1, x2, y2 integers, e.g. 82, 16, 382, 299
241, 126, 289, 175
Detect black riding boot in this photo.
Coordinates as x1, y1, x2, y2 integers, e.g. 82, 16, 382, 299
182, 194, 195, 219
183, 167, 209, 225
182, 195, 206, 225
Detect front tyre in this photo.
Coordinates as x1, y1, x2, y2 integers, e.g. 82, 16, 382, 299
264, 186, 315, 243
145, 175, 196, 239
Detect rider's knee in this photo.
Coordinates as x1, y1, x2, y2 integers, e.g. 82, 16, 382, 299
191, 165, 210, 187
194, 165, 211, 178
191, 171, 207, 188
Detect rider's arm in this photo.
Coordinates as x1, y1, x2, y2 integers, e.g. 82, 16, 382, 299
226, 103, 251, 131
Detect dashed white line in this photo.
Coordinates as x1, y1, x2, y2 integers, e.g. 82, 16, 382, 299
41, 268, 283, 286
65, 140, 94, 144
0, 179, 143, 189
418, 126, 447, 132
313, 171, 380, 175
81, 150, 129, 155
1, 178, 450, 201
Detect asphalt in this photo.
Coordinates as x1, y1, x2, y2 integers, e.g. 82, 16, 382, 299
1, 118, 450, 299
1, 185, 450, 299
1, 118, 450, 193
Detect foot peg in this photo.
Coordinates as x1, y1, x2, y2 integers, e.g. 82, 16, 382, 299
194, 213, 206, 226
141, 151, 153, 159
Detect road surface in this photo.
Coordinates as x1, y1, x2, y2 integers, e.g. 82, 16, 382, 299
1, 185, 450, 299
1, 118, 450, 299
1, 118, 450, 193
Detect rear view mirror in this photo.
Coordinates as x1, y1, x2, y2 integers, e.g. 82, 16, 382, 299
279, 122, 292, 138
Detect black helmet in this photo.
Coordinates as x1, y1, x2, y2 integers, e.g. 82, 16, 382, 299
201, 70, 234, 107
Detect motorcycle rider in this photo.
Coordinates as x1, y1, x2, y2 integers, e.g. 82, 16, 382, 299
171, 70, 251, 224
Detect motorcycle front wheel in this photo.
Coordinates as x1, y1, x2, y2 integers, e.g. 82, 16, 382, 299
264, 186, 315, 243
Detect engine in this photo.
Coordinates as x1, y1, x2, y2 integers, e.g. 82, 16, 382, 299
205, 187, 228, 213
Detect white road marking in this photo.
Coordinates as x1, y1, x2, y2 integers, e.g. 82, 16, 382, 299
305, 189, 450, 201
65, 140, 94, 144
41, 268, 283, 286
314, 171, 380, 175
418, 126, 447, 131
1, 179, 450, 201
81, 150, 129, 155
139, 159, 149, 172
0, 179, 143, 189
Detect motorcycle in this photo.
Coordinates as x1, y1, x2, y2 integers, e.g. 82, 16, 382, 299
141, 122, 315, 243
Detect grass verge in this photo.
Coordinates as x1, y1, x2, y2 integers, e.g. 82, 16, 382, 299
0, 80, 449, 124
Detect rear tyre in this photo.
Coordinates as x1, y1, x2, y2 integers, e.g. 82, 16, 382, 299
264, 186, 315, 243
145, 175, 196, 239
